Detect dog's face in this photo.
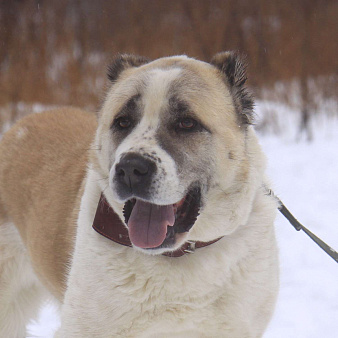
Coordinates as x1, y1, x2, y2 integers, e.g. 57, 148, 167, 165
95, 52, 256, 254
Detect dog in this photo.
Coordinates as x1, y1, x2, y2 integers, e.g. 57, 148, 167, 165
0, 52, 279, 337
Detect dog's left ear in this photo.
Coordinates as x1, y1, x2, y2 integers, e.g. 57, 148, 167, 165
211, 51, 254, 126
107, 54, 151, 83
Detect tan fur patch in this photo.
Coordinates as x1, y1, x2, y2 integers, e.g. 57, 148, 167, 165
0, 107, 97, 300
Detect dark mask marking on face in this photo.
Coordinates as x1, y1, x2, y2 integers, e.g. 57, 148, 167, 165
110, 94, 142, 146
155, 94, 213, 196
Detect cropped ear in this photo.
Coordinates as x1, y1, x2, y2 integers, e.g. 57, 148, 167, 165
210, 51, 254, 126
107, 54, 151, 83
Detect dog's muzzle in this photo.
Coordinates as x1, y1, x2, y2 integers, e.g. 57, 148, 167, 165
112, 152, 202, 251
114, 152, 157, 200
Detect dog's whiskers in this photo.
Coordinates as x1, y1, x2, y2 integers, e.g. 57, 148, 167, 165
83, 145, 102, 151
102, 185, 110, 194
95, 177, 109, 182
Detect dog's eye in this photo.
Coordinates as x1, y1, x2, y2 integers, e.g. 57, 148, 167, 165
114, 117, 132, 129
178, 118, 197, 131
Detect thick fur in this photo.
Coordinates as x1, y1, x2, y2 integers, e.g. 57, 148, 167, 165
0, 53, 279, 337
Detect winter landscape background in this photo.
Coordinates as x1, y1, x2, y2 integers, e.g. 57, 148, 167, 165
1, 1, 337, 337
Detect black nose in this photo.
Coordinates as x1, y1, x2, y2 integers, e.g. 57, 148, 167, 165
114, 153, 157, 199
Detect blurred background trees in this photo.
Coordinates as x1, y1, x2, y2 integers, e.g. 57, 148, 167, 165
0, 0, 337, 136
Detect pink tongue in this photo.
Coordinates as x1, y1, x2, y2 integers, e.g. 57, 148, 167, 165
128, 200, 175, 249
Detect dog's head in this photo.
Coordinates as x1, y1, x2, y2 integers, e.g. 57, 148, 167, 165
94, 52, 264, 254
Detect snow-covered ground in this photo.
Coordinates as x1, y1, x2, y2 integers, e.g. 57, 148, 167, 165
258, 102, 338, 338
3, 101, 336, 337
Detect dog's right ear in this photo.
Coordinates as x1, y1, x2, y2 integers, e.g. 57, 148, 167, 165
107, 54, 151, 83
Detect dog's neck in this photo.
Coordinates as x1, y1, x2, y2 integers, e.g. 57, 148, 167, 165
92, 194, 223, 257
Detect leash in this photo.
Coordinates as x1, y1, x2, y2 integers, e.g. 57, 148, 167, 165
266, 188, 338, 264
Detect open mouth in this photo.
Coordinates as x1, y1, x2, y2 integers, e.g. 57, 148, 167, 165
123, 187, 201, 250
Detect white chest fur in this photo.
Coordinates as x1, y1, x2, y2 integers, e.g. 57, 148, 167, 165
57, 169, 278, 338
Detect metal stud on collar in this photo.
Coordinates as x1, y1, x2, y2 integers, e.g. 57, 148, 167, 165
183, 241, 196, 254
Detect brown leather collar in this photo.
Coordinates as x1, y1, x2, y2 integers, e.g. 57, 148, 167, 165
92, 194, 223, 257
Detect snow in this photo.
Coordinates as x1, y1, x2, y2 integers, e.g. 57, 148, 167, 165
262, 133, 338, 337
17, 102, 338, 337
